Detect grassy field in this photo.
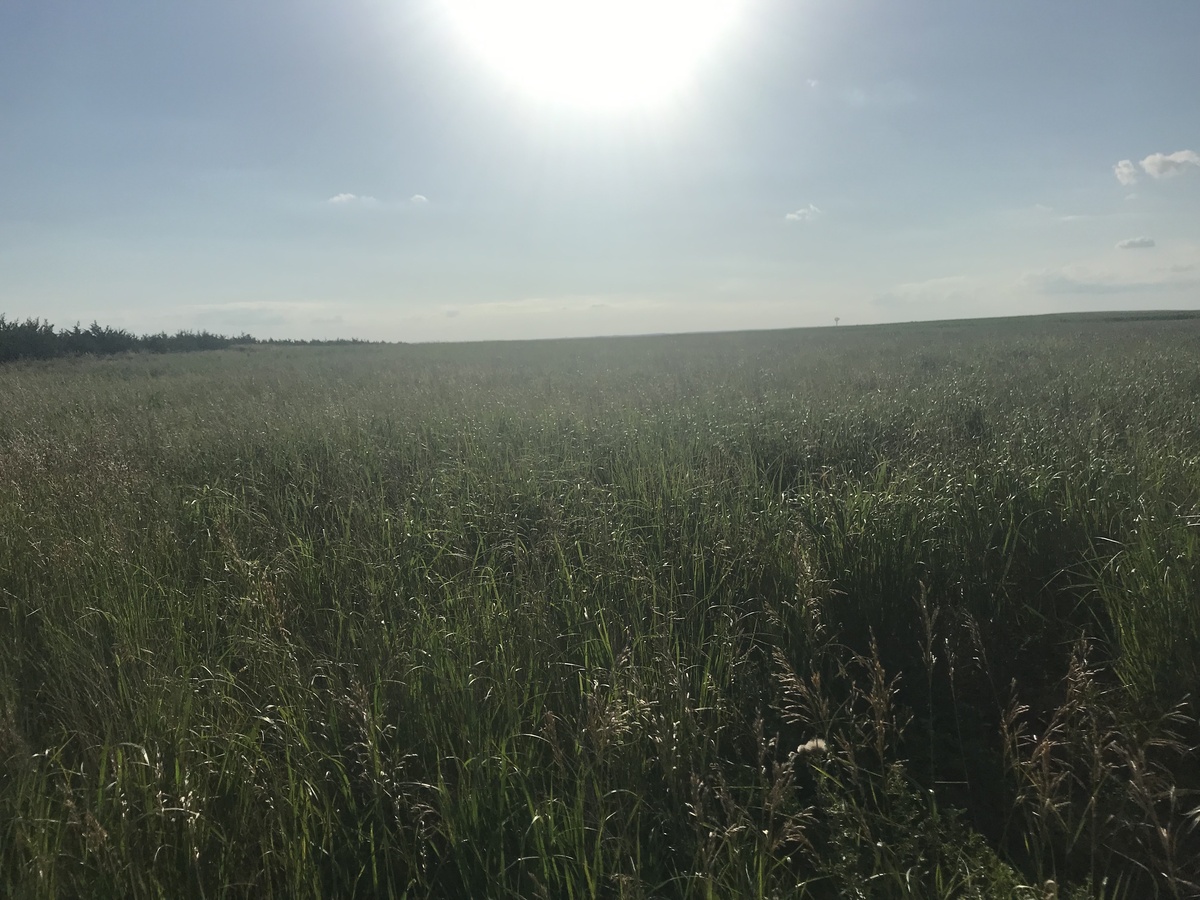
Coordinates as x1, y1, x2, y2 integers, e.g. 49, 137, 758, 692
3, 313, 1200, 898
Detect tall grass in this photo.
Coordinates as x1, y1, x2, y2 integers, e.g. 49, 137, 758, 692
2, 317, 1199, 897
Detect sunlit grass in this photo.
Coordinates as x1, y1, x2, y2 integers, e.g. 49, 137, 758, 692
2, 316, 1199, 897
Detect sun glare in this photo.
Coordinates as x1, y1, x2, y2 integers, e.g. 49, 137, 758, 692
442, 0, 744, 111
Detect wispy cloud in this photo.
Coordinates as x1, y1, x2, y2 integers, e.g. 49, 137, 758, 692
875, 275, 981, 307
1116, 237, 1155, 250
188, 300, 336, 332
1028, 273, 1170, 295
410, 194, 429, 204
843, 81, 916, 108
1114, 160, 1139, 186
1113, 150, 1200, 184
785, 204, 821, 223
328, 193, 379, 205
1024, 264, 1196, 295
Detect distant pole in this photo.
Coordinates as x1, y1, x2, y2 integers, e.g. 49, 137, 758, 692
835, 317, 840, 326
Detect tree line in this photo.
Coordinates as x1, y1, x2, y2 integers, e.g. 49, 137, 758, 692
0, 315, 374, 364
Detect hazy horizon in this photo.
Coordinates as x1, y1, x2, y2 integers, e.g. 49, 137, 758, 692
3, 0, 1198, 342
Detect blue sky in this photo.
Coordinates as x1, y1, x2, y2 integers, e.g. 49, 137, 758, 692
2, 0, 1197, 341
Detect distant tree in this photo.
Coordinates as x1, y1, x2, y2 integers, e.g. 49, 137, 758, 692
0, 315, 61, 363
0, 315, 257, 364
0, 313, 386, 365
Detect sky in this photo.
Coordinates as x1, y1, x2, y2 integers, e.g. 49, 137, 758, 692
1, 0, 1198, 342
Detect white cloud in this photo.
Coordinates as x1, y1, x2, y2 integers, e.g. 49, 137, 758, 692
410, 194, 429, 204
785, 204, 821, 223
1116, 237, 1156, 250
328, 193, 379, 205
1114, 159, 1139, 185
1115, 150, 1200, 185
1140, 150, 1200, 179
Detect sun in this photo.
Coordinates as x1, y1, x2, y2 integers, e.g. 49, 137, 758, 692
441, 0, 744, 111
